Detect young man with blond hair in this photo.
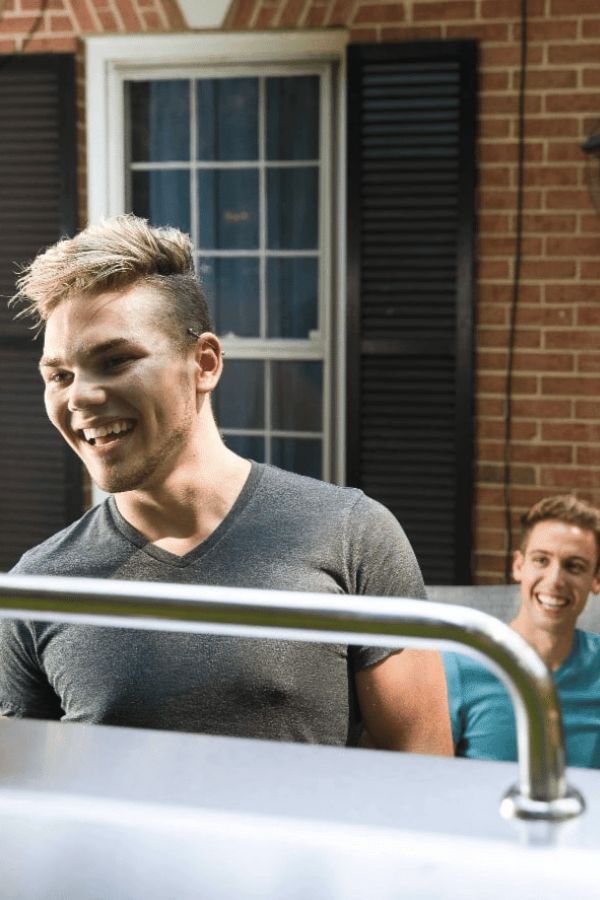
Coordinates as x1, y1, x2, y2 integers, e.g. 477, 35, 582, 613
360, 495, 600, 768
0, 214, 425, 745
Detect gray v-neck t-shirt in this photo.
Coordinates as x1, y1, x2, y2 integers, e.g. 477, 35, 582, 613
1, 463, 425, 745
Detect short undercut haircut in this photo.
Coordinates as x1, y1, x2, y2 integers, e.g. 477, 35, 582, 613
11, 214, 213, 345
520, 495, 600, 569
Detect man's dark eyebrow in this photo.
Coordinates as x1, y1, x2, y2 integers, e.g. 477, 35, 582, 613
527, 546, 591, 564
39, 338, 134, 371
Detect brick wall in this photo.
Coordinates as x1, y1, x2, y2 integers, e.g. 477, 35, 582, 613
2, 0, 600, 582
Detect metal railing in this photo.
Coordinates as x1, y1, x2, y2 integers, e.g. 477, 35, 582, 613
0, 574, 585, 821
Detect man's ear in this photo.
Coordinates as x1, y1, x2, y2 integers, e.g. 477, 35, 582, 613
512, 550, 524, 583
194, 332, 223, 393
591, 570, 600, 596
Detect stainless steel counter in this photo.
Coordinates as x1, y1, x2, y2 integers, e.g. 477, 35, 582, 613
0, 716, 598, 900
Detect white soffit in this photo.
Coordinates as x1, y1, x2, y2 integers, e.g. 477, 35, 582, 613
177, 0, 232, 29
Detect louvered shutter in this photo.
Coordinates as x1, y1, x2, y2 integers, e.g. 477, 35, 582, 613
346, 42, 477, 585
0, 55, 82, 572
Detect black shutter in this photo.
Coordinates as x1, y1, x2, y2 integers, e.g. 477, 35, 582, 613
0, 55, 82, 571
347, 41, 477, 585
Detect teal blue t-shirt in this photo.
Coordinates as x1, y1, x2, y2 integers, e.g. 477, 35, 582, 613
442, 629, 600, 769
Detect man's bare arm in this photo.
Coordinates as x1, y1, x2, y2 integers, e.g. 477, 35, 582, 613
355, 649, 454, 754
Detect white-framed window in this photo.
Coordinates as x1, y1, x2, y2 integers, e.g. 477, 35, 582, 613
86, 32, 347, 500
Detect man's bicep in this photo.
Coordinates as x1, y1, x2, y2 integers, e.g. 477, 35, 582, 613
0, 620, 62, 720
356, 649, 454, 755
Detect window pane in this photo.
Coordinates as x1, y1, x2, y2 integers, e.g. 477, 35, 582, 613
266, 76, 319, 161
267, 257, 318, 338
199, 169, 259, 249
224, 434, 265, 462
131, 170, 190, 232
267, 168, 318, 250
214, 360, 264, 429
130, 80, 190, 162
197, 78, 258, 161
271, 361, 322, 432
199, 256, 260, 337
271, 438, 321, 479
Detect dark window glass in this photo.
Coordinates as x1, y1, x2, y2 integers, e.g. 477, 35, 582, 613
198, 169, 259, 249
197, 78, 258, 161
199, 256, 260, 337
271, 437, 321, 479
271, 361, 322, 432
213, 360, 264, 429
267, 257, 318, 338
267, 167, 318, 250
266, 76, 319, 161
224, 434, 266, 462
131, 170, 190, 232
130, 80, 190, 162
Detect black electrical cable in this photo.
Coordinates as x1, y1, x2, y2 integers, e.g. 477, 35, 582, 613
503, 0, 528, 582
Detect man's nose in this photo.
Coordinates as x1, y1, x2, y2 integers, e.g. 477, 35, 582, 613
545, 559, 566, 587
67, 374, 107, 411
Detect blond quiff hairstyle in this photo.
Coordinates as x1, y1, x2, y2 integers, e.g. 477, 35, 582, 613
11, 214, 212, 338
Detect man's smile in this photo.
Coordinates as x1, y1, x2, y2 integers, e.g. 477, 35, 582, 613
535, 592, 570, 612
78, 418, 136, 447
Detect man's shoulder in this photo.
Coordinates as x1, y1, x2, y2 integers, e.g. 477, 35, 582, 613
10, 501, 114, 575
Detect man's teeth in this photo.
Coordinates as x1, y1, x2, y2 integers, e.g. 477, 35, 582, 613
537, 594, 568, 609
82, 420, 133, 443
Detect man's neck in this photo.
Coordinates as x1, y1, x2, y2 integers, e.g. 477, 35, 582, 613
510, 613, 576, 671
114, 443, 252, 556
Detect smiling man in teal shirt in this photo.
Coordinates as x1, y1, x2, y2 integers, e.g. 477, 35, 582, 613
367, 495, 600, 768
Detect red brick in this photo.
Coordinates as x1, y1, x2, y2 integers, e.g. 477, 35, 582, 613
481, 44, 543, 67
515, 19, 578, 41
512, 350, 574, 372
547, 236, 600, 256
71, 0, 97, 31
479, 259, 511, 279
526, 118, 580, 138
446, 23, 509, 40
48, 14, 74, 31
546, 93, 600, 114
522, 213, 576, 233
480, 236, 542, 257
582, 69, 600, 88
481, 0, 545, 16
545, 284, 595, 304
279, 0, 306, 27
479, 328, 541, 349
546, 190, 594, 210
349, 26, 377, 40
0, 14, 38, 32
511, 397, 571, 418
577, 447, 600, 465
542, 421, 600, 442
580, 261, 600, 279
523, 166, 579, 187
478, 305, 508, 327
541, 468, 600, 490
477, 441, 504, 463
543, 375, 600, 396
228, 0, 258, 28
576, 400, 600, 420
23, 36, 77, 49
354, 3, 406, 24
160, 0, 187, 29
549, 45, 600, 65
482, 95, 540, 116
512, 444, 572, 464
325, 0, 353, 25
551, 0, 600, 13
478, 350, 508, 370
518, 306, 572, 327
481, 71, 510, 91
413, 1, 474, 21
579, 214, 600, 235
478, 213, 512, 234
523, 70, 578, 91
581, 19, 600, 38
115, 0, 144, 29
98, 10, 119, 29
379, 25, 442, 39
141, 11, 162, 28
546, 142, 588, 162
254, 6, 277, 26
304, 4, 326, 26
578, 307, 600, 326
520, 259, 576, 279
546, 330, 600, 350
578, 354, 600, 373
475, 527, 507, 551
